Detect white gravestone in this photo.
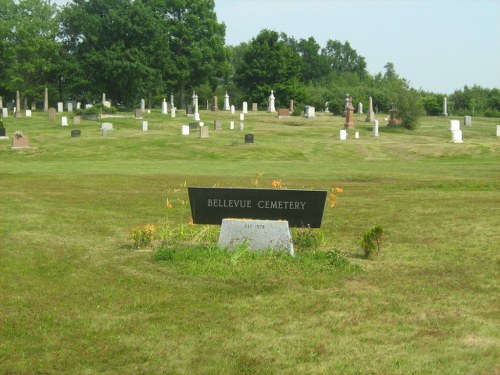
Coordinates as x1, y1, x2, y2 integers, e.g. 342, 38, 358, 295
230, 121, 234, 130
340, 129, 347, 140
240, 123, 244, 131
61, 116, 68, 126
218, 218, 294, 255
451, 130, 463, 143
77, 102, 81, 110
443, 97, 448, 116
25, 110, 32, 117
304, 106, 315, 118
355, 131, 360, 139
171, 107, 176, 118
194, 112, 200, 121
358, 102, 363, 114
182, 125, 189, 135
464, 116, 472, 126
67, 102, 73, 112
450, 120, 460, 131
101, 122, 113, 131
2, 108, 7, 118
267, 90, 276, 113
231, 105, 235, 115
223, 92, 230, 110
140, 99, 145, 111
142, 121, 148, 131
242, 101, 248, 114
497, 125, 500, 137
161, 99, 168, 114
239, 113, 245, 121
57, 102, 64, 112
373, 119, 379, 136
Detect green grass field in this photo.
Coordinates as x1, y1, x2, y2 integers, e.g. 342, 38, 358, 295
1, 109, 499, 374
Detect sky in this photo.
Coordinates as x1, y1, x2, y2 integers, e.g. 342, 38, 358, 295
53, 0, 500, 94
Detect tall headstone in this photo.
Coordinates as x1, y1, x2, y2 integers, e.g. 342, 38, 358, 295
373, 119, 379, 137
443, 97, 448, 116
170, 93, 174, 107
102, 93, 106, 104
171, 106, 176, 118
358, 102, 363, 114
44, 87, 48, 112
142, 121, 148, 131
496, 125, 500, 137
0, 96, 3, 108
192, 91, 197, 106
242, 101, 248, 114
344, 97, 355, 129
57, 102, 64, 113
268, 90, 276, 113
16, 91, 21, 113
161, 98, 168, 114
212, 96, 218, 111
223, 92, 230, 110
365, 96, 375, 122
289, 100, 294, 113
140, 99, 145, 111
48, 107, 56, 121
67, 102, 73, 112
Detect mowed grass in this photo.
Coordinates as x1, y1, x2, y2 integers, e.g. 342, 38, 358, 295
0, 109, 499, 374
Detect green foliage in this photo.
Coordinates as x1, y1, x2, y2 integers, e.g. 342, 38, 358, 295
130, 223, 157, 249
293, 227, 324, 252
390, 85, 425, 130
361, 226, 384, 259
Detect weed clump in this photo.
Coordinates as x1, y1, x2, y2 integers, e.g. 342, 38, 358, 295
361, 226, 384, 259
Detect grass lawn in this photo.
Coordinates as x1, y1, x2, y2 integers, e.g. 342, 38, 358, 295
0, 109, 498, 374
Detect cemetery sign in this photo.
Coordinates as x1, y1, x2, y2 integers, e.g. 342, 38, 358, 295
188, 187, 327, 227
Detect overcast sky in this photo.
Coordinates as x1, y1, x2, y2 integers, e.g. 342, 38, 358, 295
54, 0, 500, 94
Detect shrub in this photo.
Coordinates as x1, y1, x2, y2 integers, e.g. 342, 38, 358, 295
130, 223, 157, 248
361, 226, 384, 259
293, 226, 324, 252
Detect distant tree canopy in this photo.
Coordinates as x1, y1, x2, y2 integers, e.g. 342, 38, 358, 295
0, 0, 498, 117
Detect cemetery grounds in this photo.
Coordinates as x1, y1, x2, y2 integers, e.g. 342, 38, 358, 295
0, 109, 498, 374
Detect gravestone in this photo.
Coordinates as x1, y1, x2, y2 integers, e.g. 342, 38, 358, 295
242, 102, 248, 114
304, 106, 315, 118
340, 129, 347, 140
239, 113, 245, 121
267, 90, 276, 113
16, 91, 21, 113
373, 119, 379, 136
252, 103, 258, 111
194, 112, 200, 121
443, 97, 448, 116
214, 119, 222, 130
25, 110, 32, 117
171, 107, 176, 118
67, 102, 73, 112
142, 121, 148, 131
496, 125, 500, 137
0, 95, 3, 108
12, 133, 29, 148
61, 116, 68, 126
245, 134, 254, 144
2, 108, 8, 118
464, 116, 472, 126
344, 97, 355, 129
0, 127, 7, 139
189, 122, 200, 131
278, 108, 290, 118
219, 219, 294, 255
240, 123, 245, 131
170, 93, 174, 107
135, 109, 143, 119
231, 105, 235, 115
57, 102, 64, 112
161, 99, 168, 114
140, 99, 145, 111
212, 96, 218, 111
451, 129, 463, 143
230, 121, 234, 130
324, 101, 329, 113
48, 107, 56, 121
365, 96, 375, 122
103, 100, 111, 108
450, 119, 460, 131
71, 130, 81, 137
101, 122, 113, 131
223, 92, 230, 110
355, 131, 360, 139
358, 102, 363, 114
31, 102, 36, 111
200, 126, 209, 138
182, 125, 190, 135
187, 104, 194, 116
73, 116, 81, 125
44, 87, 48, 112
77, 102, 81, 110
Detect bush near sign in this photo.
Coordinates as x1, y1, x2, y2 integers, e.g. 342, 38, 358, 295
188, 187, 327, 228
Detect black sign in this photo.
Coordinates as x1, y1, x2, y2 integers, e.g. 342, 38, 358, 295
188, 187, 327, 228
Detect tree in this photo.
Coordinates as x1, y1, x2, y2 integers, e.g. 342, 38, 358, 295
144, 0, 227, 108
296, 37, 329, 83
234, 29, 304, 107
0, 0, 60, 106
322, 39, 367, 77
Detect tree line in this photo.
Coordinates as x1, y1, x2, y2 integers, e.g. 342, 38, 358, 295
1, 0, 499, 124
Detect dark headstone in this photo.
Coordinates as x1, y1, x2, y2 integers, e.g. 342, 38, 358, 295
71, 130, 81, 137
188, 187, 327, 228
189, 122, 200, 130
244, 134, 254, 144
